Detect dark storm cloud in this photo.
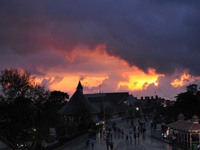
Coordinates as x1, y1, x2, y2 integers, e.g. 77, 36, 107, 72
1, 0, 200, 75
0, 49, 67, 75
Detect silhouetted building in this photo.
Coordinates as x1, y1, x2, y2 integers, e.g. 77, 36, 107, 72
59, 81, 139, 121
85, 92, 138, 118
58, 81, 100, 121
165, 114, 200, 148
136, 95, 170, 115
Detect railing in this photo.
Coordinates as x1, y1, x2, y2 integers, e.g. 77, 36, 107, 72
0, 134, 15, 149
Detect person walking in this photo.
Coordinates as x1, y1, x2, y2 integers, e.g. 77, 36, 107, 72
134, 133, 137, 143
137, 132, 140, 142
106, 138, 109, 150
133, 126, 136, 134
121, 129, 124, 139
85, 139, 89, 148
91, 143, 94, 150
90, 139, 96, 150
126, 134, 129, 144
109, 141, 114, 150
129, 135, 132, 144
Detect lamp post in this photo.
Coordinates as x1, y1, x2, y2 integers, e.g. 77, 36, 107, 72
135, 107, 139, 117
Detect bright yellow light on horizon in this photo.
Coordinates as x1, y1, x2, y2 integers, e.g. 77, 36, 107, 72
118, 68, 164, 91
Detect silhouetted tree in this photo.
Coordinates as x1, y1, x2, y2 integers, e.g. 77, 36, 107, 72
36, 90, 69, 138
49, 90, 69, 107
0, 68, 82, 148
160, 84, 200, 124
5, 98, 36, 143
32, 90, 69, 149
174, 84, 200, 119
0, 68, 34, 101
186, 84, 198, 94
0, 68, 51, 147
0, 69, 37, 144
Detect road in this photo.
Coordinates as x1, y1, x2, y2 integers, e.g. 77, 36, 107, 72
55, 117, 185, 150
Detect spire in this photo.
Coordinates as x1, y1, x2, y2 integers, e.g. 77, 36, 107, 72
77, 81, 83, 94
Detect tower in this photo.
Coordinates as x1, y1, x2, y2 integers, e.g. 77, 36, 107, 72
77, 81, 83, 94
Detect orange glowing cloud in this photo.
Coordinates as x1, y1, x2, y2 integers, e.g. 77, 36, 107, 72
33, 45, 164, 96
35, 72, 108, 95
118, 68, 164, 91
171, 71, 200, 88
50, 74, 108, 93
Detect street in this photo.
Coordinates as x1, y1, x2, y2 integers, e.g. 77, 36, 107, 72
55, 117, 184, 150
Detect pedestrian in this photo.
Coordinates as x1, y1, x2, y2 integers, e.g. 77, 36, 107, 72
145, 116, 147, 122
85, 139, 89, 148
151, 122, 153, 132
131, 120, 134, 127
109, 141, 114, 150
134, 133, 137, 143
137, 132, 140, 142
133, 126, 136, 134
126, 134, 129, 144
121, 129, 124, 139
110, 132, 112, 141
100, 129, 102, 137
90, 139, 96, 150
143, 127, 146, 135
91, 143, 94, 150
114, 131, 116, 139
137, 126, 140, 134
106, 138, 109, 150
129, 135, 132, 143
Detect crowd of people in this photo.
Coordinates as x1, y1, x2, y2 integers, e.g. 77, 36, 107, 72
85, 116, 148, 150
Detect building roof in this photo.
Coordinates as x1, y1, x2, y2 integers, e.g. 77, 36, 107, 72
168, 120, 200, 132
58, 90, 100, 115
85, 93, 106, 98
127, 95, 137, 105
106, 92, 129, 104
85, 93, 107, 108
85, 92, 136, 113
85, 92, 134, 113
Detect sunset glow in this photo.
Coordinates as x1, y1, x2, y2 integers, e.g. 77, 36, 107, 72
48, 74, 108, 94
171, 72, 200, 88
2, 1, 200, 149
118, 68, 164, 91
1, 1, 200, 100
33, 47, 165, 96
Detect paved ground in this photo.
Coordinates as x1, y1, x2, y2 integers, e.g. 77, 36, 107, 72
55, 117, 186, 150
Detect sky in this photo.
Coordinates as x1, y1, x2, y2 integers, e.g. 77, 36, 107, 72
1, 0, 200, 100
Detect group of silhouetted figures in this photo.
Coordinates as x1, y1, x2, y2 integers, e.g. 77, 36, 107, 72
85, 118, 147, 149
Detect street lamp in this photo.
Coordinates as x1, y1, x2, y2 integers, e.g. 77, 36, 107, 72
136, 107, 139, 111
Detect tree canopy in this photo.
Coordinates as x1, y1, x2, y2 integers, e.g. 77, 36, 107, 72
174, 84, 200, 119
0, 68, 69, 148
0, 68, 35, 101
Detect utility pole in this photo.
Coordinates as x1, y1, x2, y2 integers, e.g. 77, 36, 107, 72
99, 85, 101, 93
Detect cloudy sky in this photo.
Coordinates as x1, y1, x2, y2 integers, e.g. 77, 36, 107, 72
1, 0, 200, 100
